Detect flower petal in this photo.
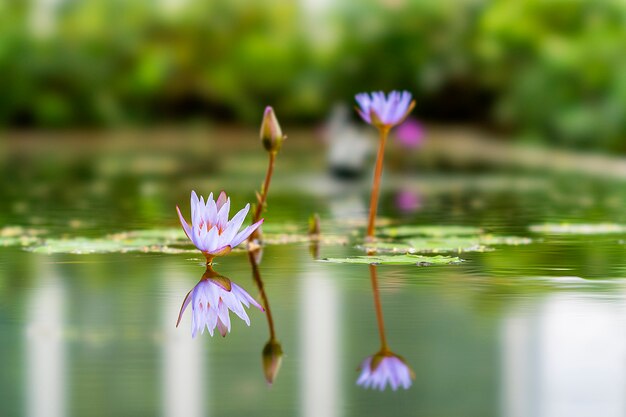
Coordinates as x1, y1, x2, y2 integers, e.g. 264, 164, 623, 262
216, 197, 231, 230
219, 203, 250, 245
230, 218, 264, 248
216, 191, 228, 210
176, 206, 192, 241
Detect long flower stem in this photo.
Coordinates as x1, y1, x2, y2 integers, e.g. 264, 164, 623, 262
367, 127, 390, 239
248, 250, 276, 340
369, 264, 389, 351
253, 151, 276, 224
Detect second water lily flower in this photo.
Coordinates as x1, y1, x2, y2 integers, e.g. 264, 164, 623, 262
355, 91, 415, 129
357, 351, 415, 391
177, 191, 264, 263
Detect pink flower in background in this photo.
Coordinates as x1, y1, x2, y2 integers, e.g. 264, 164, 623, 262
355, 91, 415, 128
177, 191, 263, 262
395, 190, 422, 213
357, 351, 414, 391
177, 268, 264, 338
395, 118, 424, 148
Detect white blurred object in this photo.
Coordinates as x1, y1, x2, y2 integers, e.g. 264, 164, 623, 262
325, 104, 373, 179
502, 293, 626, 417
26, 274, 66, 417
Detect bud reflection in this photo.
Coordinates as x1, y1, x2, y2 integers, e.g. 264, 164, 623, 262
357, 264, 414, 391
176, 265, 264, 338
248, 247, 284, 384
262, 339, 284, 385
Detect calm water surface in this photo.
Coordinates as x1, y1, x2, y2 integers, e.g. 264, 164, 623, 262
1, 134, 626, 417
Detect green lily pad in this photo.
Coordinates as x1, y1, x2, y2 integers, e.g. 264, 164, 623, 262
0, 236, 41, 247
361, 235, 532, 254
0, 226, 46, 246
321, 254, 463, 265
379, 225, 481, 238
263, 232, 348, 246
259, 223, 303, 234
108, 228, 187, 243
529, 223, 626, 235
26, 237, 170, 254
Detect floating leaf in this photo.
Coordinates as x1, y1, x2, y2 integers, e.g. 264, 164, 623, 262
401, 237, 488, 253
0, 236, 41, 247
379, 225, 481, 238
0, 226, 46, 246
321, 254, 463, 265
260, 223, 303, 234
1, 226, 46, 237
108, 228, 187, 244
529, 223, 626, 235
263, 232, 348, 246
26, 237, 167, 254
361, 235, 532, 253
357, 242, 413, 253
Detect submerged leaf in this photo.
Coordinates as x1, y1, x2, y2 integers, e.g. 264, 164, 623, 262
379, 225, 481, 238
321, 254, 463, 265
529, 223, 626, 235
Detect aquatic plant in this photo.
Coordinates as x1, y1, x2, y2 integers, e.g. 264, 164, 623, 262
177, 265, 264, 338
249, 106, 286, 244
176, 190, 263, 264
355, 91, 415, 239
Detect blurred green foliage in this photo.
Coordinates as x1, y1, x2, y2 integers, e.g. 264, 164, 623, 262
1, 0, 625, 151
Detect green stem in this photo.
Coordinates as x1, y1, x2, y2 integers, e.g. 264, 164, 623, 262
253, 151, 276, 224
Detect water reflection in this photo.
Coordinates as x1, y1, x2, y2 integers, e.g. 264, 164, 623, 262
176, 265, 263, 338
247, 247, 283, 384
25, 270, 66, 417
357, 264, 414, 391
502, 293, 626, 417
163, 275, 205, 417
301, 268, 341, 417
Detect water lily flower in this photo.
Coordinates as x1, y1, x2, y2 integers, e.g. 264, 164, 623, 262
357, 351, 414, 391
177, 266, 264, 338
177, 191, 263, 263
355, 91, 415, 129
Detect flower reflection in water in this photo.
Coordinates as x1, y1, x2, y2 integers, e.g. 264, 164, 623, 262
177, 265, 264, 338
357, 352, 414, 391
358, 264, 415, 391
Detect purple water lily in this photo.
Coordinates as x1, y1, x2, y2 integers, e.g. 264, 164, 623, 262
177, 191, 263, 263
355, 91, 415, 128
177, 266, 264, 338
357, 351, 414, 391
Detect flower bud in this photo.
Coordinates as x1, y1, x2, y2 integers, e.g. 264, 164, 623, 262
260, 106, 285, 153
262, 339, 283, 385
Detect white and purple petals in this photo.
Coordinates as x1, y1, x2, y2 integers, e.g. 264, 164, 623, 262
355, 90, 414, 127
178, 278, 264, 338
176, 190, 263, 256
357, 354, 413, 391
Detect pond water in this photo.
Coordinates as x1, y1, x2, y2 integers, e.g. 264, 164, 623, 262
1, 132, 626, 417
